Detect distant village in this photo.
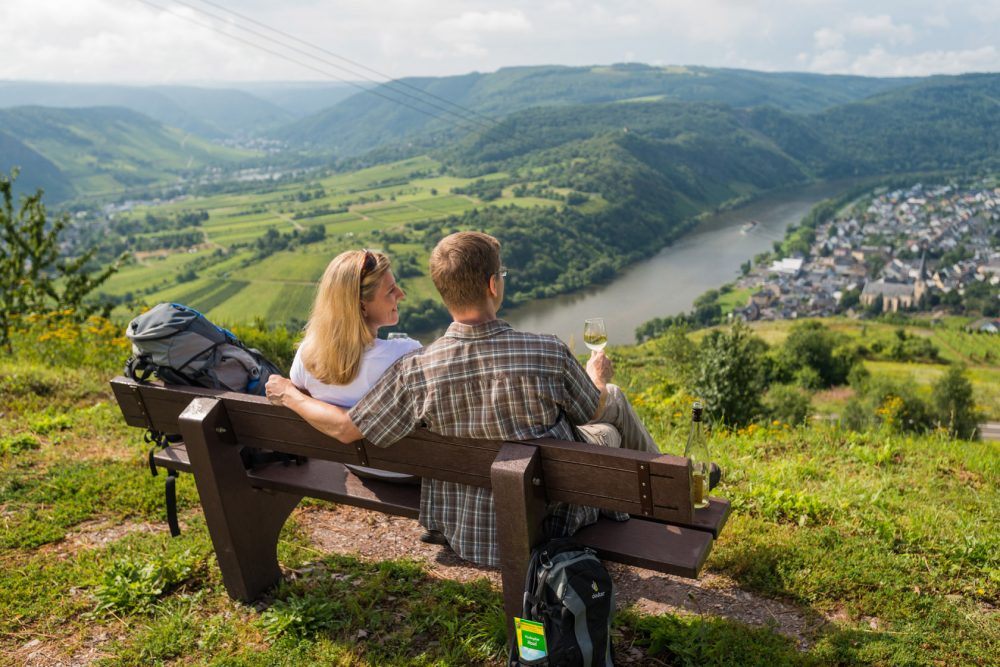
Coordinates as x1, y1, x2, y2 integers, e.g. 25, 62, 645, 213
733, 183, 1000, 332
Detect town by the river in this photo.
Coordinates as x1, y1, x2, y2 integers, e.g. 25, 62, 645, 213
501, 180, 856, 345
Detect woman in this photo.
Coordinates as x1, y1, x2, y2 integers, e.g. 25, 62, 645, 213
289, 248, 420, 408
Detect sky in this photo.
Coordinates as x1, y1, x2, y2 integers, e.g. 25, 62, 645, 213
2, 0, 999, 84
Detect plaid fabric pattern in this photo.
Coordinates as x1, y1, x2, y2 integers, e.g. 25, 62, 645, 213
350, 319, 601, 566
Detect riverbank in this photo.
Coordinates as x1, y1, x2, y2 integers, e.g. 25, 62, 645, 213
502, 179, 863, 345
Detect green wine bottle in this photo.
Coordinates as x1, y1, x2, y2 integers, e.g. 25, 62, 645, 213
683, 401, 711, 509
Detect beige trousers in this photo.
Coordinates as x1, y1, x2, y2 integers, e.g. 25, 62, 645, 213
575, 384, 659, 453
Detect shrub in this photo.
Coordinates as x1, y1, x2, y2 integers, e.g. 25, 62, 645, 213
843, 375, 933, 434
762, 384, 812, 425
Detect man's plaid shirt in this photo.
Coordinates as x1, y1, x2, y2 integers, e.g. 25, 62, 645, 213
349, 319, 601, 567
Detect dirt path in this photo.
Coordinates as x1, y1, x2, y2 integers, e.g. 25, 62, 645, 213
295, 505, 826, 651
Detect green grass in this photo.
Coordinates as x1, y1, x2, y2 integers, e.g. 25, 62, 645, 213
2, 322, 998, 665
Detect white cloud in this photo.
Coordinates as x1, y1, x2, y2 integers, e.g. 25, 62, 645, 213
435, 10, 532, 36
923, 15, 951, 29
814, 27, 845, 50
846, 14, 915, 45
968, 2, 1000, 23
847, 45, 1000, 76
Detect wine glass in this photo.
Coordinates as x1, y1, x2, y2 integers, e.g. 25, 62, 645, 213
583, 318, 607, 352
387, 332, 408, 340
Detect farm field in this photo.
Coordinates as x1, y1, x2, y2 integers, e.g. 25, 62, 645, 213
100, 156, 575, 326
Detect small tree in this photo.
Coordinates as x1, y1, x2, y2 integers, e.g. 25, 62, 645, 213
690, 321, 768, 426
0, 169, 121, 350
931, 366, 980, 440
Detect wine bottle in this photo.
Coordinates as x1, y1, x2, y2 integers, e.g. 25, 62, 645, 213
683, 401, 711, 509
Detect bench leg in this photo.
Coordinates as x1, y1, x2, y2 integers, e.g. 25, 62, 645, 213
179, 397, 303, 602
491, 442, 547, 649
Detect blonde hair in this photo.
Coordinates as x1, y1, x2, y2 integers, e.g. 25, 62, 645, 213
299, 249, 391, 385
430, 231, 501, 311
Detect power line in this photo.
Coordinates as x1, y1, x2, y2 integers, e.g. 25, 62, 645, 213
130, 0, 497, 137
169, 0, 497, 133
190, 0, 504, 131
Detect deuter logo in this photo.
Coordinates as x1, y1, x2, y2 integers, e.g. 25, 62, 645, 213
591, 580, 606, 599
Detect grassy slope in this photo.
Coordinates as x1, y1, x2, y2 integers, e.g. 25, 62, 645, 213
0, 319, 996, 665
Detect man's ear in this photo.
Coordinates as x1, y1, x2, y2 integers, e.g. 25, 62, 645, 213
488, 274, 499, 299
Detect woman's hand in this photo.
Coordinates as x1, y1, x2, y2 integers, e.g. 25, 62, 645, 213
586, 350, 614, 391
266, 375, 300, 407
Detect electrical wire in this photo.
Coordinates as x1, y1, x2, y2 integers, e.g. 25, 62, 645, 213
189, 0, 503, 131
130, 0, 499, 137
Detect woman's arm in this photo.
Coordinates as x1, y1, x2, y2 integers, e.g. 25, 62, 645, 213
265, 375, 364, 443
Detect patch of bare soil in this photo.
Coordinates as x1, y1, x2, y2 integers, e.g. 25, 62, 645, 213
10, 626, 113, 667
38, 517, 161, 558
812, 386, 855, 403
295, 505, 825, 652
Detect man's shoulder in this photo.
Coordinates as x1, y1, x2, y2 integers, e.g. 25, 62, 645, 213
502, 328, 566, 348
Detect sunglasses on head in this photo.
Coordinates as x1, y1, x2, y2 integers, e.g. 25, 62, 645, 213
360, 250, 376, 280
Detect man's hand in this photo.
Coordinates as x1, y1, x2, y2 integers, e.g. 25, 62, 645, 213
586, 350, 614, 391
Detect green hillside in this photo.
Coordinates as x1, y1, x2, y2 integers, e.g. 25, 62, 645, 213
0, 106, 255, 201
0, 81, 294, 138
0, 131, 73, 201
276, 64, 914, 155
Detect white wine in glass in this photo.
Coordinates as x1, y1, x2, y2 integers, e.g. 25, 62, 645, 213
583, 318, 607, 351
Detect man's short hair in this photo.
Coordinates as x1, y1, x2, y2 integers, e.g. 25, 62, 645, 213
430, 231, 501, 311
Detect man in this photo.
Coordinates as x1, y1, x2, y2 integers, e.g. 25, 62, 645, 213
266, 231, 658, 567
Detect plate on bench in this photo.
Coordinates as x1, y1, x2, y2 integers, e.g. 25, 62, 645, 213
345, 464, 420, 485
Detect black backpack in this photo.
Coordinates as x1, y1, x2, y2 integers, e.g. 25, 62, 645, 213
511, 538, 616, 666
124, 303, 300, 536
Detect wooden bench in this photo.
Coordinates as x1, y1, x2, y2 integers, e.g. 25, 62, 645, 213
110, 376, 730, 641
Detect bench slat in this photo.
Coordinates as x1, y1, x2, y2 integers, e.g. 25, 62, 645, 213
248, 460, 421, 519
150, 442, 730, 539
152, 443, 192, 473
573, 517, 713, 578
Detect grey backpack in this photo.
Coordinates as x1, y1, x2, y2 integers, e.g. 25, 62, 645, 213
125, 302, 280, 395
125, 303, 292, 538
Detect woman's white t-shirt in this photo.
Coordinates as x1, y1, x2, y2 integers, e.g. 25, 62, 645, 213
289, 337, 422, 408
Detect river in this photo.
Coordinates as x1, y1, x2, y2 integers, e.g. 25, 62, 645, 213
500, 180, 854, 345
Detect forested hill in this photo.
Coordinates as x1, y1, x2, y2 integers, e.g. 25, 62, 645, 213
0, 81, 294, 139
409, 74, 999, 306
746, 73, 1000, 177
276, 64, 914, 155
444, 73, 1000, 183
0, 106, 251, 201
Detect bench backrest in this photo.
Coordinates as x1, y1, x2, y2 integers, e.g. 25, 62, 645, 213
110, 376, 695, 523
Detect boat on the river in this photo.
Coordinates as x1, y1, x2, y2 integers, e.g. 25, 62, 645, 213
740, 220, 759, 234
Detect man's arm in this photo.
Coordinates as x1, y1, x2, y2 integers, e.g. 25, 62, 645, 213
265, 375, 364, 443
